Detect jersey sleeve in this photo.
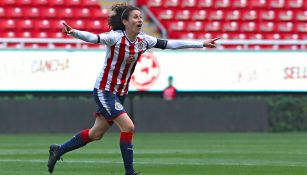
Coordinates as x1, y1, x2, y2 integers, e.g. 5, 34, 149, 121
143, 34, 158, 49
97, 31, 118, 46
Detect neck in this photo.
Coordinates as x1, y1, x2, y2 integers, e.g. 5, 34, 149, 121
125, 30, 137, 42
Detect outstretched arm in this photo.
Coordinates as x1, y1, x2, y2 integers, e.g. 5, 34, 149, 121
165, 38, 221, 49
62, 22, 99, 43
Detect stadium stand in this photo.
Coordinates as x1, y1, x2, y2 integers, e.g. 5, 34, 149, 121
0, 0, 306, 50
137, 0, 307, 50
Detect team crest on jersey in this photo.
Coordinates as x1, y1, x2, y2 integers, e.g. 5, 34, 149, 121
115, 101, 123, 111
138, 41, 144, 50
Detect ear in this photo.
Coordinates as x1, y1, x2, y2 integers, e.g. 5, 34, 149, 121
122, 19, 128, 26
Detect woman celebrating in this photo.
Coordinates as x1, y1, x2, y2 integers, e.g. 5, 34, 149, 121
48, 3, 220, 175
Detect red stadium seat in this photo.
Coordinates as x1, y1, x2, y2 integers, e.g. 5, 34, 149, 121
37, 19, 51, 30
8, 7, 23, 18
92, 7, 109, 18
41, 8, 57, 18
178, 32, 196, 39
187, 21, 203, 32
0, 0, 16, 6
215, 0, 231, 8
261, 10, 275, 21
87, 20, 109, 32
147, 0, 162, 7
66, 0, 81, 6
158, 9, 174, 20
232, 0, 247, 8
260, 22, 275, 32
33, 0, 48, 6
192, 10, 206, 20
16, 0, 32, 5
164, 0, 179, 7
166, 21, 186, 31
269, 0, 285, 8
198, 0, 213, 7
296, 11, 307, 21
51, 20, 65, 31
223, 22, 239, 32
33, 31, 49, 38
70, 19, 85, 30
181, 0, 196, 8
297, 22, 307, 32
0, 7, 5, 18
278, 10, 293, 21
226, 10, 240, 21
287, 0, 304, 8
49, 0, 65, 6
24, 7, 40, 18
243, 10, 258, 21
16, 31, 32, 38
249, 0, 267, 8
209, 10, 224, 20
1, 31, 16, 38
277, 22, 293, 32
247, 33, 263, 40
1, 19, 16, 30
175, 10, 191, 20
299, 33, 307, 40
19, 19, 34, 30
282, 33, 299, 40
82, 0, 100, 6
241, 22, 256, 32
50, 31, 65, 38
75, 8, 91, 18
205, 21, 221, 32
228, 33, 246, 39
263, 33, 280, 40
58, 8, 74, 18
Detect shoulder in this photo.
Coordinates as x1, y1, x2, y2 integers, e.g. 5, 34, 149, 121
102, 30, 123, 37
138, 32, 157, 42
99, 30, 124, 45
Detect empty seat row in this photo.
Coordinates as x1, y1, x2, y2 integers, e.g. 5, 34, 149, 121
0, 19, 110, 32
0, 7, 109, 19
163, 21, 307, 33
154, 9, 307, 21
138, 0, 307, 9
0, 0, 100, 6
169, 31, 307, 40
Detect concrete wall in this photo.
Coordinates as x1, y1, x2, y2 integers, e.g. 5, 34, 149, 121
0, 98, 268, 133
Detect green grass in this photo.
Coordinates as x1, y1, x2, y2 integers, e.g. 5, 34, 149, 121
0, 133, 307, 175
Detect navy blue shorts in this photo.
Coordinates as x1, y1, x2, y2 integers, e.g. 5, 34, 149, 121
93, 89, 126, 122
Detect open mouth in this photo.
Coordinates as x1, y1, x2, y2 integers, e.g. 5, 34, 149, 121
137, 24, 142, 28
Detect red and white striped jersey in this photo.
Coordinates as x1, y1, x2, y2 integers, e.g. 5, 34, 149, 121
94, 30, 157, 96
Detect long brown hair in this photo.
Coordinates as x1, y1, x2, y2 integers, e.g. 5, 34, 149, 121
108, 3, 140, 30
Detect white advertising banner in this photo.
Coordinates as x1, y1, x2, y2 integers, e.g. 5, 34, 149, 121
0, 50, 306, 92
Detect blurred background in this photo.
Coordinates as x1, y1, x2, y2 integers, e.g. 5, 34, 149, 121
0, 0, 307, 133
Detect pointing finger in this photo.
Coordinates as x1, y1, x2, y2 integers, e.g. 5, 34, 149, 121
211, 37, 221, 42
62, 22, 70, 28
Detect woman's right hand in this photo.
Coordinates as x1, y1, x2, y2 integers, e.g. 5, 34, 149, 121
62, 22, 74, 34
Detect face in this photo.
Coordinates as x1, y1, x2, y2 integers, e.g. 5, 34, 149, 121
123, 10, 143, 34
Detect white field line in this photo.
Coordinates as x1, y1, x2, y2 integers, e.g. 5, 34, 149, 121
1, 149, 307, 155
0, 159, 307, 167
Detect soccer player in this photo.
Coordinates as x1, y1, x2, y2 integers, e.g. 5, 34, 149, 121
47, 3, 220, 175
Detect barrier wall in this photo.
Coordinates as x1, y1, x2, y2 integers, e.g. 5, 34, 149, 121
0, 98, 268, 133
0, 50, 307, 92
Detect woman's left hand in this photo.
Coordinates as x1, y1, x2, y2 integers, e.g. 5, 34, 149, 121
203, 37, 221, 48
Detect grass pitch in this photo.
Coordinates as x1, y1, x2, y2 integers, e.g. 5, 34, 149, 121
0, 133, 307, 175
